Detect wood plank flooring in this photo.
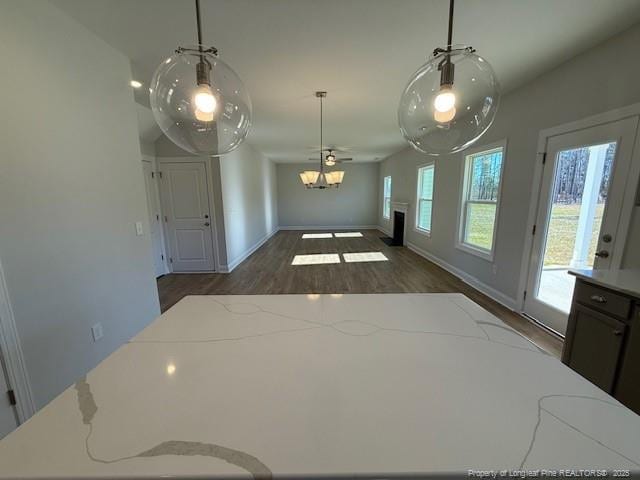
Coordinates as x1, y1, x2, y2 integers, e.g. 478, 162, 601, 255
157, 229, 563, 357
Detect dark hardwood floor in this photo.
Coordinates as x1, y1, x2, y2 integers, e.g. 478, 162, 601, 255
157, 229, 563, 357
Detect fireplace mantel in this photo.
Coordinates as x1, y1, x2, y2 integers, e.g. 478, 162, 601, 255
391, 202, 409, 214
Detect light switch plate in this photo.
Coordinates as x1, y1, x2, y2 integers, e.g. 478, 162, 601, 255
91, 323, 103, 342
135, 221, 144, 236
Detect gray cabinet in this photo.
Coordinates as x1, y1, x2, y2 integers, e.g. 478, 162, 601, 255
615, 304, 640, 413
563, 278, 640, 415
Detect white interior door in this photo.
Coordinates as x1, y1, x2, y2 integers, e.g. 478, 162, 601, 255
142, 161, 166, 277
524, 116, 639, 335
0, 352, 19, 440
159, 162, 215, 272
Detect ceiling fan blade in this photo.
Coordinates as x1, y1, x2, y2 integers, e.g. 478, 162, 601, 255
336, 158, 353, 162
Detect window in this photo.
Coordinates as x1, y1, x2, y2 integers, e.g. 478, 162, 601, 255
416, 163, 435, 234
383, 176, 392, 219
458, 142, 505, 259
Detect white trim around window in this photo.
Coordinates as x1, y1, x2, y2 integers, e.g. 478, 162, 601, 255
414, 161, 435, 237
455, 139, 507, 262
382, 175, 392, 220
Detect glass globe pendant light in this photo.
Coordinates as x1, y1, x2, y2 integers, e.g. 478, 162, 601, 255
149, 0, 252, 156
398, 0, 500, 155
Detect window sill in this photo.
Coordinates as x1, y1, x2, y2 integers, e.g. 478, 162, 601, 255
455, 242, 494, 262
414, 227, 431, 238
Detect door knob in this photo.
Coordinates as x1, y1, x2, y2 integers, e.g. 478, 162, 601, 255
204, 222, 210, 227
595, 250, 609, 258
602, 233, 612, 243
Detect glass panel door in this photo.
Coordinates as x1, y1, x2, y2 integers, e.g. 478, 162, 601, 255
524, 116, 638, 335
536, 142, 616, 313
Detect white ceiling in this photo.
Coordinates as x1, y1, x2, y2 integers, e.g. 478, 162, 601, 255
53, 0, 640, 163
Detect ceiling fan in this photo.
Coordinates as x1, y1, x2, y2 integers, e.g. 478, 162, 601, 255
308, 148, 353, 167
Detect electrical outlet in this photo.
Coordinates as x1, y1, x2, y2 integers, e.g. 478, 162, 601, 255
135, 221, 144, 236
91, 323, 104, 342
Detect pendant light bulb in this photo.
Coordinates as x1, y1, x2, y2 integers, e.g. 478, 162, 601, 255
194, 85, 217, 114
193, 84, 217, 121
434, 88, 456, 113
434, 106, 456, 123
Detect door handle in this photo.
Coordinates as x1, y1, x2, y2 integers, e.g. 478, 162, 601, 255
204, 222, 210, 227
613, 329, 623, 336
590, 294, 607, 303
594, 250, 609, 258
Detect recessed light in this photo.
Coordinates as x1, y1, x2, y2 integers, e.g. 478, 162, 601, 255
130, 80, 143, 88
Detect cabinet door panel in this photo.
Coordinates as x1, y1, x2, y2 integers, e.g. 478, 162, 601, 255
568, 305, 626, 393
615, 306, 640, 414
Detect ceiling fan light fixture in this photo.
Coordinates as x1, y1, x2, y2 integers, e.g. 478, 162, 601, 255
299, 92, 345, 189
149, 0, 251, 156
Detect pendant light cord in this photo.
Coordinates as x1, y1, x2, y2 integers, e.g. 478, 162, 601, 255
320, 94, 324, 173
446, 0, 454, 51
195, 0, 204, 56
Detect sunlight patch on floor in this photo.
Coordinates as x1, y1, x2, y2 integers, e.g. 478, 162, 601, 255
302, 233, 333, 239
334, 232, 363, 238
342, 252, 388, 263
292, 254, 341, 265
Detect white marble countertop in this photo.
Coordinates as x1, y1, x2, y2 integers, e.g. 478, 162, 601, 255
0, 294, 639, 478
569, 268, 640, 298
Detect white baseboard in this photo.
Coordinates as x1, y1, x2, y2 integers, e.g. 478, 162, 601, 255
278, 225, 379, 231
406, 241, 518, 311
220, 228, 279, 273
377, 225, 391, 237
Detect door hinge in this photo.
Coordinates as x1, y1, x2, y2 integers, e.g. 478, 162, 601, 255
151, 171, 155, 179
7, 389, 16, 406
158, 171, 163, 179
161, 254, 164, 261
532, 224, 536, 235
156, 214, 160, 221
164, 216, 168, 223
169, 257, 173, 264
523, 290, 527, 301
541, 152, 547, 165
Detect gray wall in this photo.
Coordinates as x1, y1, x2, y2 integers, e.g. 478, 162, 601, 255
139, 140, 156, 157
278, 163, 380, 228
0, 2, 160, 408
219, 143, 278, 269
378, 23, 640, 304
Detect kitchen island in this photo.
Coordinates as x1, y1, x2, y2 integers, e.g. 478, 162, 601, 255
0, 294, 638, 478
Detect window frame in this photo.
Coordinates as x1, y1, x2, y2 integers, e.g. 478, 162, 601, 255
456, 139, 507, 261
382, 175, 392, 220
414, 161, 435, 237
